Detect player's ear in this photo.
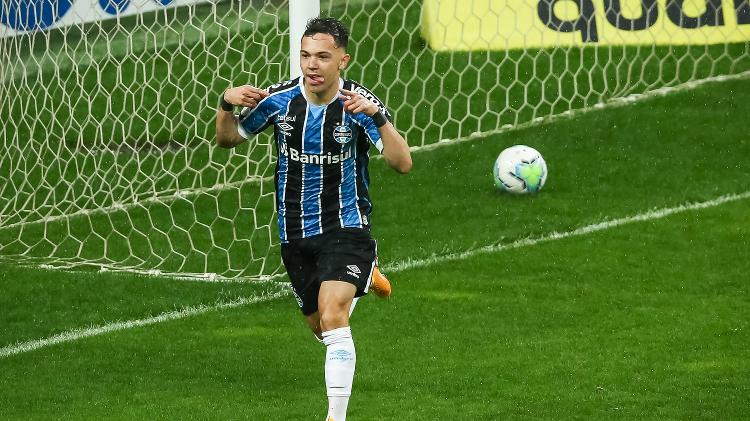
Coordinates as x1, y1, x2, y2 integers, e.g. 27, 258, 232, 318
339, 53, 350, 70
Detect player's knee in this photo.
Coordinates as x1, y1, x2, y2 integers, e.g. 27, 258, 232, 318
319, 309, 349, 332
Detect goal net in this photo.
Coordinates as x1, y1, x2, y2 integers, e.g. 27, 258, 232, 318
1, 0, 748, 280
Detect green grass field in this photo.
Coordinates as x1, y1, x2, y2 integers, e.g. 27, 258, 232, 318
2, 73, 749, 419
2, 0, 750, 417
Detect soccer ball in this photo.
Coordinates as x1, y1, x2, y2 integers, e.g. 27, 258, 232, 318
493, 145, 547, 194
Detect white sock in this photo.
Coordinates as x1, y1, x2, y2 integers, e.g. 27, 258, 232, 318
322, 327, 356, 421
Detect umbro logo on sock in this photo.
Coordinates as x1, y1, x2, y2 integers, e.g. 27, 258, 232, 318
328, 349, 354, 361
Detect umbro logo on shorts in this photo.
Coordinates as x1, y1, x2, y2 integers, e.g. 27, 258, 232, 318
346, 265, 361, 279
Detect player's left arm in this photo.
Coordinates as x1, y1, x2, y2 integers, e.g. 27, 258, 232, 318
339, 88, 412, 174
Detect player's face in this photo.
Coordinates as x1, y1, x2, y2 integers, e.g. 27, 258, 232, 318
300, 33, 350, 97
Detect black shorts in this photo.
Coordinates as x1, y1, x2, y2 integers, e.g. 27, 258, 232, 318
281, 228, 377, 316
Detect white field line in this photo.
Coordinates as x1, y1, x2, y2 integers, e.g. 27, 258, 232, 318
54, 264, 288, 284
0, 255, 288, 285
0, 286, 291, 359
381, 191, 750, 273
4, 70, 749, 232
0, 176, 272, 231
3, 190, 748, 358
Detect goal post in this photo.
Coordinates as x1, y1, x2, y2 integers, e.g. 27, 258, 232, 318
1, 0, 748, 281
289, 0, 321, 79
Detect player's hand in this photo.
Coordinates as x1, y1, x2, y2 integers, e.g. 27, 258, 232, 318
224, 85, 269, 109
339, 88, 379, 116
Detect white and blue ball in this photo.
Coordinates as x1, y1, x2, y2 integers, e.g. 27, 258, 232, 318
493, 145, 548, 194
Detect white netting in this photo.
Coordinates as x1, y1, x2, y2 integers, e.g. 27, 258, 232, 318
1, 0, 748, 279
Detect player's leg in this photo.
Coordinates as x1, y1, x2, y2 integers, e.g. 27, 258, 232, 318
315, 228, 378, 421
304, 287, 358, 340
318, 280, 357, 421
318, 280, 356, 331
302, 294, 358, 341
281, 240, 323, 340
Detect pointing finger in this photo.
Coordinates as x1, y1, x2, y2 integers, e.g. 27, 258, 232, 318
244, 91, 265, 101
339, 88, 359, 97
250, 87, 270, 97
241, 86, 269, 97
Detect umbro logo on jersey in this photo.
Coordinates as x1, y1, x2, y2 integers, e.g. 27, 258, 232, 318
276, 114, 296, 135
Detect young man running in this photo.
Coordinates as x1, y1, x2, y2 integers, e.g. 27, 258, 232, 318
215, 17, 411, 421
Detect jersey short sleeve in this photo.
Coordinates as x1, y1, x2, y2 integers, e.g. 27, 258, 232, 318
236, 78, 300, 138
346, 80, 393, 153
237, 97, 277, 139
351, 112, 385, 153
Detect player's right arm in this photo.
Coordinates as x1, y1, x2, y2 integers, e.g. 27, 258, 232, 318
215, 85, 270, 148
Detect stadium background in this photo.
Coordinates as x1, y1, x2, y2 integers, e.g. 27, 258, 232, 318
1, 0, 749, 418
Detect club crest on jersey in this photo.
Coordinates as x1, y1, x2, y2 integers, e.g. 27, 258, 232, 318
333, 124, 353, 144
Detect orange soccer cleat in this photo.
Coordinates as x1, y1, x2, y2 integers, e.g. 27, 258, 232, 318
369, 266, 392, 298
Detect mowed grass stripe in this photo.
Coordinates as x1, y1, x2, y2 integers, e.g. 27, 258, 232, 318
2, 190, 746, 359
0, 198, 746, 419
355, 199, 750, 420
371, 76, 750, 266
384, 190, 750, 273
2, 75, 749, 361
0, 286, 289, 358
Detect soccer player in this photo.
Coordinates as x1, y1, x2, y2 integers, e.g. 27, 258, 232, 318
215, 17, 412, 421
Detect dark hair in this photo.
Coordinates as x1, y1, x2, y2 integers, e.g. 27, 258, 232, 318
303, 17, 349, 49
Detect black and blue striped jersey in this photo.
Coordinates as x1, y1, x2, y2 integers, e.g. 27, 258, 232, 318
237, 77, 391, 242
